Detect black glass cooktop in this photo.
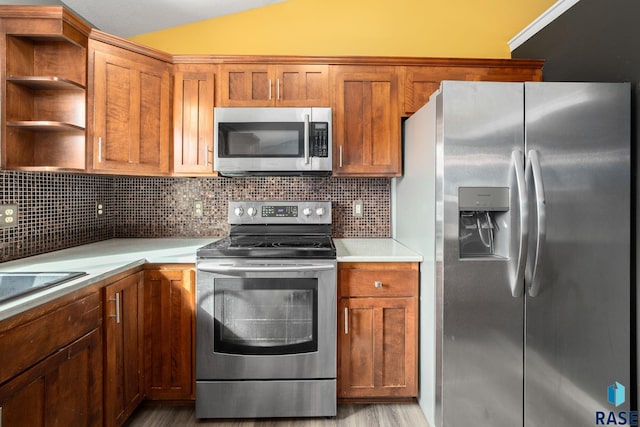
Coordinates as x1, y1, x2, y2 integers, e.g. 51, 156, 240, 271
197, 234, 336, 259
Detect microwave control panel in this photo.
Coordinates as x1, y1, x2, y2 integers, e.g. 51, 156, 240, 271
311, 122, 329, 157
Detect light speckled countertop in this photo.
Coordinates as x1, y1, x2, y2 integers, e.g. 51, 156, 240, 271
334, 238, 422, 262
0, 237, 421, 321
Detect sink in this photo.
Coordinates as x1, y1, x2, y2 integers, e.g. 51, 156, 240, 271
0, 272, 87, 303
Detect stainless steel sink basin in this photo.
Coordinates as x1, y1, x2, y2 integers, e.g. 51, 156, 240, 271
0, 272, 87, 303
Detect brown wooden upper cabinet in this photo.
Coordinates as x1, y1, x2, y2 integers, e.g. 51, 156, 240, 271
331, 65, 402, 177
0, 6, 90, 172
403, 63, 543, 115
89, 35, 171, 175
173, 64, 216, 176
218, 64, 329, 107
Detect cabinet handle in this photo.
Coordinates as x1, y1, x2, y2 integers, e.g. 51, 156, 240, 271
374, 281, 383, 288
205, 144, 211, 167
339, 146, 343, 168
268, 79, 272, 100
344, 307, 349, 334
277, 78, 281, 100
109, 293, 120, 324
98, 137, 102, 163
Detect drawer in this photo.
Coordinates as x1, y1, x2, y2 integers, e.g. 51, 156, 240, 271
0, 291, 101, 385
339, 263, 418, 297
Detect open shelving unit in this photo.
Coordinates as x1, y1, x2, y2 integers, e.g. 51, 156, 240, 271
0, 6, 90, 172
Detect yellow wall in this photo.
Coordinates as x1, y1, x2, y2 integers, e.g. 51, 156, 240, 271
129, 0, 555, 58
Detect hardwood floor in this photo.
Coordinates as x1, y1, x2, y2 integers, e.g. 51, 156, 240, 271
124, 402, 431, 427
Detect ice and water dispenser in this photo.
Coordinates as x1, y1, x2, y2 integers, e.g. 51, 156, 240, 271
458, 187, 509, 259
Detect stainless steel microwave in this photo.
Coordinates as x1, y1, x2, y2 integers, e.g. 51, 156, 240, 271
213, 107, 332, 176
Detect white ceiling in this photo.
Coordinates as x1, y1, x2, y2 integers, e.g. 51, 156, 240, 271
10, 0, 287, 38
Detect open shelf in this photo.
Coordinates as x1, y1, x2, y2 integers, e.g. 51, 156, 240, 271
7, 121, 85, 132
7, 76, 85, 91
2, 32, 88, 171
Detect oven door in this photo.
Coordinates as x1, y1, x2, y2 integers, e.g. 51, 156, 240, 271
196, 259, 336, 380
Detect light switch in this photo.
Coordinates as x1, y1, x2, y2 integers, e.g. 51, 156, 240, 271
353, 200, 363, 217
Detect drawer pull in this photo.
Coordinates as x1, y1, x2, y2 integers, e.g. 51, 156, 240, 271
374, 281, 383, 288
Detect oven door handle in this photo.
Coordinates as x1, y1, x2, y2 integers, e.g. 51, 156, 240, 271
198, 263, 335, 273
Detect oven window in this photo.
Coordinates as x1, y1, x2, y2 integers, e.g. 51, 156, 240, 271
218, 122, 304, 157
214, 278, 318, 355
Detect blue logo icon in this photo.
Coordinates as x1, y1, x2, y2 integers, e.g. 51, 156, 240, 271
608, 382, 625, 407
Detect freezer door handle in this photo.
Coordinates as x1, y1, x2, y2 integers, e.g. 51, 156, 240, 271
525, 150, 547, 297
511, 150, 528, 297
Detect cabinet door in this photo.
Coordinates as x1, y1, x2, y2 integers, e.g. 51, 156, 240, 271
332, 66, 401, 177
218, 64, 274, 106
173, 66, 216, 175
403, 66, 443, 116
143, 267, 195, 400
275, 64, 329, 107
104, 272, 144, 427
91, 41, 171, 174
339, 296, 417, 398
0, 329, 102, 427
403, 64, 543, 115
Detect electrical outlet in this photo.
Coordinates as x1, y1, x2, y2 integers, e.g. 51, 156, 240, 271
194, 200, 204, 217
0, 204, 18, 228
96, 201, 105, 217
353, 200, 364, 217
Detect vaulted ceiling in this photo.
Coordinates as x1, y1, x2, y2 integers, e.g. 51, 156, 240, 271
10, 0, 287, 38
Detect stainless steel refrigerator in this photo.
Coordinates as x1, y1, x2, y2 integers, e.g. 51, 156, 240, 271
393, 81, 630, 427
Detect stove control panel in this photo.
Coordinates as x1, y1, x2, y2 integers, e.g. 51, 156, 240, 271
263, 205, 298, 217
228, 200, 332, 224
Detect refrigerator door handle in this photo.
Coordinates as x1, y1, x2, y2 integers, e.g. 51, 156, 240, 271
525, 150, 547, 297
511, 150, 528, 297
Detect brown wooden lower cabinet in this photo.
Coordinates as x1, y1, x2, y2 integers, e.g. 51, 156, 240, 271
0, 263, 197, 427
0, 328, 103, 426
143, 266, 196, 401
103, 271, 145, 427
338, 262, 418, 400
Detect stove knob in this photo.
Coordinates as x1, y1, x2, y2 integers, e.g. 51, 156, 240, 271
302, 207, 312, 217
247, 207, 257, 217
234, 207, 244, 217
316, 207, 326, 216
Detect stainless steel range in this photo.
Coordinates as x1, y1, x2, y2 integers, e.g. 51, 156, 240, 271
195, 200, 337, 419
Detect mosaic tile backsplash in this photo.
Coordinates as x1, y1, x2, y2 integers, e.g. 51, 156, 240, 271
1, 171, 391, 262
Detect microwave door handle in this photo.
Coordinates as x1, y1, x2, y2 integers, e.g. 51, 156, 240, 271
304, 114, 310, 165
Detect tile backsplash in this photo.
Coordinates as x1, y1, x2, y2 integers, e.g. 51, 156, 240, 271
1, 171, 391, 262
0, 171, 113, 262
